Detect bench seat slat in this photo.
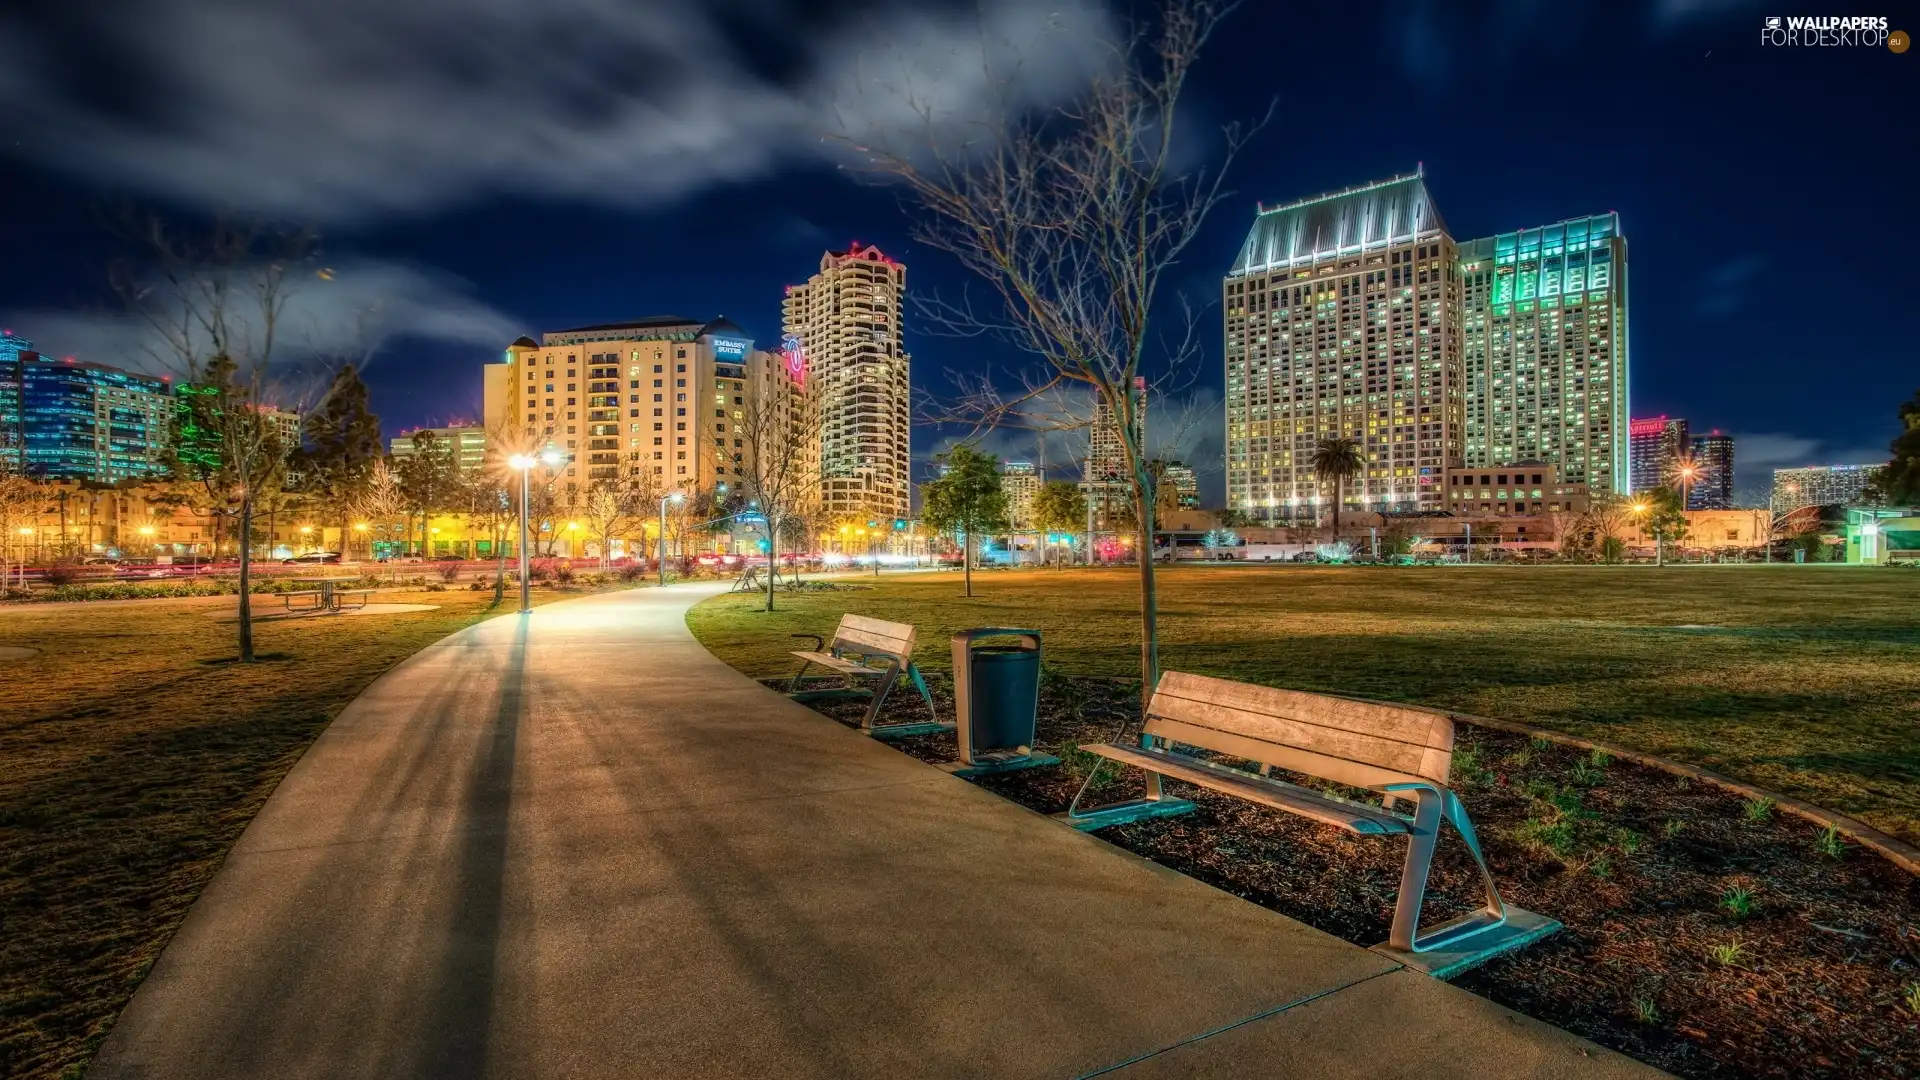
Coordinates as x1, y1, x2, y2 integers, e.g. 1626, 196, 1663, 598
1150, 674, 1452, 785
832, 626, 914, 657
1144, 716, 1433, 794
841, 613, 917, 643
1079, 743, 1411, 836
1157, 672, 1450, 746
790, 650, 890, 675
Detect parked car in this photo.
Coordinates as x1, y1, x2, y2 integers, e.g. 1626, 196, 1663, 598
282, 551, 343, 565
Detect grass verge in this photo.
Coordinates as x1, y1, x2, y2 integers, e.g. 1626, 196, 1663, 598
687, 564, 1920, 845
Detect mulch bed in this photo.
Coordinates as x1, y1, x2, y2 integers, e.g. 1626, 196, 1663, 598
774, 672, 1920, 1080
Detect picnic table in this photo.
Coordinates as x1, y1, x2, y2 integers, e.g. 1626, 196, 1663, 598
281, 577, 374, 613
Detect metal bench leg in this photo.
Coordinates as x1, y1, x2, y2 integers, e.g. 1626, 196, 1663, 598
1387, 788, 1446, 952
905, 662, 937, 724
862, 662, 901, 730
1374, 783, 1560, 977
1060, 736, 1197, 830
788, 658, 814, 693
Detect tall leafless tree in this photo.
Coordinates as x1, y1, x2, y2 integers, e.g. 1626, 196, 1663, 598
114, 219, 341, 661
723, 364, 821, 611
839, 0, 1265, 693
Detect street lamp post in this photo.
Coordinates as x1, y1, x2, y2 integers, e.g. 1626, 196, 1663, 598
658, 491, 683, 587
510, 447, 566, 614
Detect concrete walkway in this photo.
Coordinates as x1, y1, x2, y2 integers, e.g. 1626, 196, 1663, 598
90, 585, 1658, 1079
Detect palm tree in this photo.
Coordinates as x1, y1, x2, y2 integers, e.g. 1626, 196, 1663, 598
1311, 436, 1365, 540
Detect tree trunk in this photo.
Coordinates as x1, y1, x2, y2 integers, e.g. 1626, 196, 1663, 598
237, 494, 256, 663
963, 530, 973, 598
765, 518, 777, 613
1133, 478, 1161, 711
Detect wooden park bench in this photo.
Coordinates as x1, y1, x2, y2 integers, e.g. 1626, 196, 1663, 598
1065, 672, 1559, 976
789, 614, 947, 738
336, 588, 375, 610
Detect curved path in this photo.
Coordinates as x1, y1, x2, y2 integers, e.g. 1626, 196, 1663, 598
90, 585, 1656, 1079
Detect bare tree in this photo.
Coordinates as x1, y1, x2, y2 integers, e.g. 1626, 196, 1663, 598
724, 365, 821, 610
840, 0, 1264, 692
578, 480, 638, 571
0, 462, 37, 592
115, 219, 341, 661
353, 460, 410, 571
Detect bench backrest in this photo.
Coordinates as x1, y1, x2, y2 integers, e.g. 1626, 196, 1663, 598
1144, 672, 1453, 790
831, 614, 916, 662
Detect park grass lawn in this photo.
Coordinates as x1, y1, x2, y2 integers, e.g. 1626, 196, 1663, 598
0, 582, 633, 1080
688, 564, 1920, 846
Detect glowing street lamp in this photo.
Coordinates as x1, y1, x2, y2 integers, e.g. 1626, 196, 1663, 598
508, 450, 563, 613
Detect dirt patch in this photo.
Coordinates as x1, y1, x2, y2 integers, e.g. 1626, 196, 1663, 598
778, 673, 1920, 1080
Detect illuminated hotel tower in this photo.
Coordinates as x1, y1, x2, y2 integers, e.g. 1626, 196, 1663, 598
1223, 170, 1461, 522
781, 243, 912, 522
1458, 213, 1629, 494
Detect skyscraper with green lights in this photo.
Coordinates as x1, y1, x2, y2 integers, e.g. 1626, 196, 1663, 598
1457, 214, 1629, 494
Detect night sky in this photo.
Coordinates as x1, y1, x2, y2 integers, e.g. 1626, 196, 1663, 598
0, 0, 1913, 505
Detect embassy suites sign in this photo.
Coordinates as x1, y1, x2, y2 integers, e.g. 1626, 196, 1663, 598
1759, 15, 1898, 47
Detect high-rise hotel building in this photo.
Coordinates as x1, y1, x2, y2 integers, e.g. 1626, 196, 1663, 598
1458, 213, 1628, 494
1226, 172, 1631, 519
782, 243, 912, 522
483, 316, 780, 492
1224, 171, 1460, 520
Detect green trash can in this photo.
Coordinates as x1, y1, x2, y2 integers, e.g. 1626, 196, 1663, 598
950, 628, 1055, 774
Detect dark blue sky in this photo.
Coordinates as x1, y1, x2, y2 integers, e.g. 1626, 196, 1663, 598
0, 0, 1914, 504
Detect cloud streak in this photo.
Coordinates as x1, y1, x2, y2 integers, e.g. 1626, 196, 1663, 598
0, 0, 1114, 220
2, 258, 522, 401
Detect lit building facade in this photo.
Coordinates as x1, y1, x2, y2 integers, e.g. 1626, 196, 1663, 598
1161, 461, 1200, 509
390, 424, 487, 475
0, 341, 172, 482
782, 244, 912, 522
1087, 377, 1147, 482
1001, 461, 1042, 529
1442, 463, 1589, 517
1772, 464, 1883, 512
1224, 170, 1461, 522
484, 316, 778, 496
1629, 416, 1689, 493
1458, 213, 1627, 494
1688, 431, 1735, 509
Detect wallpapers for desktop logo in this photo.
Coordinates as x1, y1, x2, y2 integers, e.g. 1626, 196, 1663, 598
1760, 15, 1904, 49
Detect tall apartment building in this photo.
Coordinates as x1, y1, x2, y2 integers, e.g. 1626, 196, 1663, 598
0, 338, 172, 482
1224, 170, 1461, 521
1161, 461, 1200, 509
390, 424, 487, 474
0, 331, 28, 466
1000, 461, 1042, 529
1087, 377, 1147, 482
1688, 430, 1735, 509
1772, 463, 1883, 512
484, 316, 778, 494
1458, 213, 1627, 494
782, 244, 912, 522
1629, 416, 1689, 492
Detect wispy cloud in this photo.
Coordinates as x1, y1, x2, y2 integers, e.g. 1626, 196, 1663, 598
1, 258, 520, 402
0, 0, 1114, 220
1699, 256, 1764, 317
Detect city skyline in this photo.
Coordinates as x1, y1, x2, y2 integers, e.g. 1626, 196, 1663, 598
0, 2, 1911, 506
